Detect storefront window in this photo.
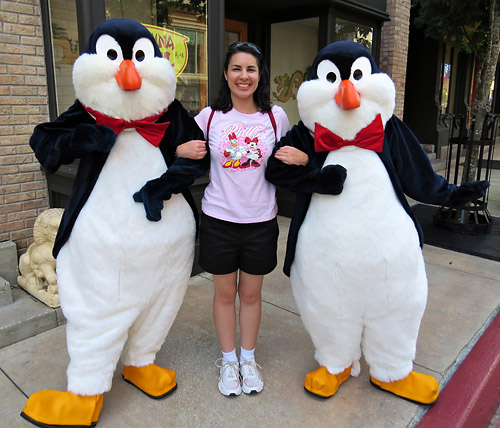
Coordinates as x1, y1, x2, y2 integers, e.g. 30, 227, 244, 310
270, 18, 319, 126
335, 18, 373, 52
48, 1, 207, 117
106, 0, 207, 116
48, 0, 79, 115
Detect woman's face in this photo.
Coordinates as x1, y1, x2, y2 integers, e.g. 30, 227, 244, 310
224, 52, 260, 103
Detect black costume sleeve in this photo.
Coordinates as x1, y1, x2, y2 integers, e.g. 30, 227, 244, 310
265, 121, 346, 195
385, 116, 489, 207
29, 100, 116, 173
133, 99, 209, 221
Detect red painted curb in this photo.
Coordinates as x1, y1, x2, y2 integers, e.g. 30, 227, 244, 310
417, 311, 500, 428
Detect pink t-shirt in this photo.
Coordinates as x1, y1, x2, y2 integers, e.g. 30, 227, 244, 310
195, 106, 290, 223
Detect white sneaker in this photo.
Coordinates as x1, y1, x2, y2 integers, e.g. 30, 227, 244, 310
240, 358, 264, 394
216, 359, 242, 396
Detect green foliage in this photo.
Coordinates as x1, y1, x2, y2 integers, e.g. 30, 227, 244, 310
414, 0, 490, 58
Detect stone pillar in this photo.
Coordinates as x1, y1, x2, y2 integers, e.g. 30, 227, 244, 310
0, 276, 13, 306
0, 240, 18, 307
379, 0, 411, 119
0, 240, 19, 288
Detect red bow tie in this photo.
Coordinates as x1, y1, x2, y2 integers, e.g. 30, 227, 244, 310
83, 105, 170, 147
314, 114, 384, 153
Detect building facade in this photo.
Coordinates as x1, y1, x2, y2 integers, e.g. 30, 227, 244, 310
1, 0, 412, 257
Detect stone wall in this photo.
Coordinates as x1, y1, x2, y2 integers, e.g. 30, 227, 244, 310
379, 0, 411, 120
0, 0, 49, 257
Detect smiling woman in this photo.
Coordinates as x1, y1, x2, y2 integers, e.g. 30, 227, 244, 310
224, 52, 261, 113
174, 40, 308, 398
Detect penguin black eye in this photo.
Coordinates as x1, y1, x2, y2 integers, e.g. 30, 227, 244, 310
107, 49, 118, 60
316, 60, 341, 86
353, 69, 363, 80
350, 57, 372, 83
132, 38, 156, 66
95, 35, 123, 63
326, 72, 337, 83
135, 50, 145, 62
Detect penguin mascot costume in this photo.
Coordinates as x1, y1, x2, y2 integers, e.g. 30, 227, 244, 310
21, 18, 207, 427
266, 41, 489, 405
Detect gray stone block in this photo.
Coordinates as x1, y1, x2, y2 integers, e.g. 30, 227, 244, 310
0, 241, 19, 288
0, 276, 13, 307
0, 288, 61, 349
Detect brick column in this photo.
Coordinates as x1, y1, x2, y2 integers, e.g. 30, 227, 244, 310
379, 0, 411, 119
0, 0, 50, 257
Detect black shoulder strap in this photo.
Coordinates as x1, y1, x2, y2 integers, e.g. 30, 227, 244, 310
268, 109, 277, 141
206, 109, 215, 141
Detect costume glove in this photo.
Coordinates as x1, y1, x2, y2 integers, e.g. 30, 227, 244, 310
133, 177, 172, 222
449, 180, 490, 207
318, 164, 347, 195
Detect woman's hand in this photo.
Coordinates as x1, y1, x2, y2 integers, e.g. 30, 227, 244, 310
274, 146, 309, 166
176, 139, 207, 160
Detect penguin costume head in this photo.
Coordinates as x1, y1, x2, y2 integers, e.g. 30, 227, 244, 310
72, 18, 176, 121
297, 40, 395, 141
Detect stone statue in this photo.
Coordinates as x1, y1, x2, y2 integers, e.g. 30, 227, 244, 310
18, 208, 64, 308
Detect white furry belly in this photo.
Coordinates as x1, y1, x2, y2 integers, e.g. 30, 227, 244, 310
59, 130, 195, 296
292, 147, 425, 312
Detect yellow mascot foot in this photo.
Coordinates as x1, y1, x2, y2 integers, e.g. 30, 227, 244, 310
370, 371, 439, 405
304, 366, 351, 398
20, 390, 103, 428
122, 364, 177, 399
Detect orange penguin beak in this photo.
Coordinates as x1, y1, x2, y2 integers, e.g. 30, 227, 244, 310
115, 59, 142, 91
335, 79, 361, 110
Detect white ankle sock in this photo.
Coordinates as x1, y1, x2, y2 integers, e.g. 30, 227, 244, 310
240, 347, 255, 361
222, 349, 238, 362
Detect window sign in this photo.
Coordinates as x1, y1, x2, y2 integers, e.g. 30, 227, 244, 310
441, 62, 451, 112
143, 24, 190, 76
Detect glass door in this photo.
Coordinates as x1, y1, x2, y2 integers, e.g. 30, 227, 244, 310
270, 18, 319, 127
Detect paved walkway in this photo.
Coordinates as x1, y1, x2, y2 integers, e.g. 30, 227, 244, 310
0, 151, 499, 427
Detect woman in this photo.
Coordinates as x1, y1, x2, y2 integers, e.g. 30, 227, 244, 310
177, 41, 307, 396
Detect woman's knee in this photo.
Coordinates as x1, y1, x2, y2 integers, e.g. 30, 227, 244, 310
238, 286, 262, 305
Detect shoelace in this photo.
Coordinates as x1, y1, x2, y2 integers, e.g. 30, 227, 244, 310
240, 359, 263, 381
215, 359, 240, 381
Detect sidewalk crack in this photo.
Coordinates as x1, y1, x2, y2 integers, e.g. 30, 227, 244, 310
0, 367, 28, 398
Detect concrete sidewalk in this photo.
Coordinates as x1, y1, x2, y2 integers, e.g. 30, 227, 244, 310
0, 207, 499, 427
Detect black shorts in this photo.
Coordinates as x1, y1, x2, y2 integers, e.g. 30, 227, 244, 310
198, 213, 279, 275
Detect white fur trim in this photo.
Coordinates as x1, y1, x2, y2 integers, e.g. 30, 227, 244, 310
73, 54, 176, 120
297, 72, 395, 139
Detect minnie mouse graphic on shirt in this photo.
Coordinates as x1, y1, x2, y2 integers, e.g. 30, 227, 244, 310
241, 137, 262, 168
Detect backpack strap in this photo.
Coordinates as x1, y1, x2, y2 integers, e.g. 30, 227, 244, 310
268, 109, 277, 141
206, 109, 215, 141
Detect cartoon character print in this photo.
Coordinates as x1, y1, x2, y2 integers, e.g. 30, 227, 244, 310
223, 132, 247, 168
241, 137, 262, 168
219, 124, 266, 171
